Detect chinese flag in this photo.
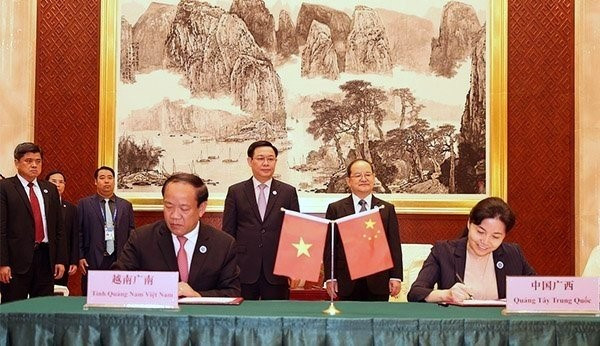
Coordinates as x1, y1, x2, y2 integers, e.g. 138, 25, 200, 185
336, 208, 393, 280
273, 210, 329, 282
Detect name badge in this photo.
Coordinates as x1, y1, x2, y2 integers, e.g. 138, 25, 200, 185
506, 276, 600, 314
85, 270, 179, 309
105, 225, 115, 241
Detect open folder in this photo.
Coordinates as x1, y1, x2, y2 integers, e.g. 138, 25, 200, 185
178, 297, 244, 305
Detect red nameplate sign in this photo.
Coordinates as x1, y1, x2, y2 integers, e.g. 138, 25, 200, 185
84, 270, 179, 309
505, 276, 600, 314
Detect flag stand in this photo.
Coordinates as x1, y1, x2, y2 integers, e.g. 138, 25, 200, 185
323, 221, 341, 315
323, 302, 341, 315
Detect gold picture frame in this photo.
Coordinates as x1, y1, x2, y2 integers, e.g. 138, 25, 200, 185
99, 0, 507, 214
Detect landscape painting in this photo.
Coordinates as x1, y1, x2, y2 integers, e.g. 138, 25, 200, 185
101, 0, 505, 212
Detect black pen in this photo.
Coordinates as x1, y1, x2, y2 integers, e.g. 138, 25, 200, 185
455, 273, 474, 300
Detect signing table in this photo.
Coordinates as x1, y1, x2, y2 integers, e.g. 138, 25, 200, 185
1, 297, 599, 345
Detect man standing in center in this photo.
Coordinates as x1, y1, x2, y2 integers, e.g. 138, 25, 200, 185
78, 166, 135, 295
324, 159, 403, 301
223, 140, 300, 300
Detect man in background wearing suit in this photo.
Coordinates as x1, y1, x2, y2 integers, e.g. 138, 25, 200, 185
78, 166, 134, 295
324, 159, 403, 301
114, 173, 240, 297
0, 142, 66, 303
223, 140, 299, 300
46, 170, 79, 286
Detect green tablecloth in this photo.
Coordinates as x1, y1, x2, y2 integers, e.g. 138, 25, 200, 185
1, 297, 599, 345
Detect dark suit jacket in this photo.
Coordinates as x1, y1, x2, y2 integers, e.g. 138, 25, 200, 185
61, 200, 79, 265
113, 220, 241, 297
0, 176, 66, 274
78, 194, 134, 269
324, 195, 403, 296
222, 178, 299, 285
407, 237, 536, 302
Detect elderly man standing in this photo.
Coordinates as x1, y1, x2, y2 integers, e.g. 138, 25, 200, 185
0, 142, 66, 303
114, 173, 240, 297
324, 159, 403, 301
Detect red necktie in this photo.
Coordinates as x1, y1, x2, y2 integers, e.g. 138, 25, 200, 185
177, 236, 189, 282
28, 182, 44, 243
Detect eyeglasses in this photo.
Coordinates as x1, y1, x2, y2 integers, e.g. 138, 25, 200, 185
349, 172, 373, 179
253, 156, 277, 163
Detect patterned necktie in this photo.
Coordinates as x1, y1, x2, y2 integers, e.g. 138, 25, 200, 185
104, 199, 115, 255
177, 236, 189, 283
257, 184, 267, 220
28, 182, 44, 243
359, 199, 367, 212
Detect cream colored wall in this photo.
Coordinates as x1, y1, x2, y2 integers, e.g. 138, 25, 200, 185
575, 0, 600, 275
0, 0, 36, 177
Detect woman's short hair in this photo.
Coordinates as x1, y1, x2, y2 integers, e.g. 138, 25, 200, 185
469, 197, 516, 232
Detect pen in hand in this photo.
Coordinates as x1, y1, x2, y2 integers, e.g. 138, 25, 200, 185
455, 273, 474, 300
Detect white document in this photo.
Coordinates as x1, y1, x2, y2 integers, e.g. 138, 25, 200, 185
178, 297, 243, 305
448, 299, 506, 307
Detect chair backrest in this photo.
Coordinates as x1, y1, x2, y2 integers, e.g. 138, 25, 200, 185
390, 243, 433, 302
582, 245, 600, 277
54, 284, 70, 296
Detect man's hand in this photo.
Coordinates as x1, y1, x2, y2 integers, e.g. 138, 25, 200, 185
0, 266, 12, 283
68, 264, 78, 276
54, 264, 65, 279
325, 280, 338, 299
389, 280, 402, 298
79, 258, 89, 275
178, 282, 201, 298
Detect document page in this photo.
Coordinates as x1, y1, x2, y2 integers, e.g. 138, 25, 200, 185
178, 297, 244, 305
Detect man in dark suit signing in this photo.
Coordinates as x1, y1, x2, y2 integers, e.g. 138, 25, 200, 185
78, 166, 135, 295
114, 173, 240, 297
324, 159, 403, 301
223, 140, 299, 300
0, 142, 66, 303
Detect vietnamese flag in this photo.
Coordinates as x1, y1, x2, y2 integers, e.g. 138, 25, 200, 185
336, 207, 393, 280
273, 210, 330, 282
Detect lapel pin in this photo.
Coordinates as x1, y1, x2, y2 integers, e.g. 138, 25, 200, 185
272, 190, 277, 195
496, 261, 504, 269
43, 189, 48, 194
199, 245, 207, 253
